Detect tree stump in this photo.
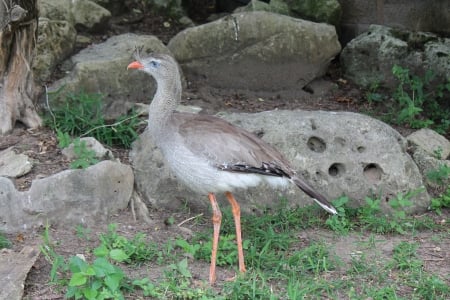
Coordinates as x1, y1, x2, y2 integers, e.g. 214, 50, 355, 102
0, 0, 42, 135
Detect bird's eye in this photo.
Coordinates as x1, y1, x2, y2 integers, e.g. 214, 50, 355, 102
150, 60, 159, 68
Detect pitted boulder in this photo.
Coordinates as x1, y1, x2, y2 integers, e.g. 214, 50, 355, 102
131, 110, 428, 215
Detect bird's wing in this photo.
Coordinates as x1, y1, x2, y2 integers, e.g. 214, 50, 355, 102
173, 113, 294, 177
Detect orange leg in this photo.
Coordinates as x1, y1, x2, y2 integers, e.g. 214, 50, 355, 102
225, 191, 247, 274
208, 192, 222, 285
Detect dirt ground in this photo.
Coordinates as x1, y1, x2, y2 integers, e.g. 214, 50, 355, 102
1, 6, 449, 300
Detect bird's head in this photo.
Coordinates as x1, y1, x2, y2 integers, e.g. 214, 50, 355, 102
127, 53, 178, 81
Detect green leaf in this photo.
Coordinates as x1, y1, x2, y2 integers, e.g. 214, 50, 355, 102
69, 272, 87, 286
83, 287, 98, 300
94, 244, 109, 258
69, 256, 88, 273
105, 273, 124, 292
177, 258, 192, 278
109, 249, 129, 262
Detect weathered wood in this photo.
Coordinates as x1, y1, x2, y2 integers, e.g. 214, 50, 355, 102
0, 245, 40, 300
0, 0, 42, 135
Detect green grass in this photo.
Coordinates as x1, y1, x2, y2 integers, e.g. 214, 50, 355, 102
44, 90, 143, 149
38, 196, 449, 299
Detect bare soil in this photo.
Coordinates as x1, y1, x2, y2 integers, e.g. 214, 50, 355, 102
1, 7, 448, 300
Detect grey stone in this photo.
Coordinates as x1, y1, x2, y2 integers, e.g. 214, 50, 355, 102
339, 0, 450, 45
39, 0, 111, 32
168, 11, 340, 92
412, 148, 450, 190
62, 137, 114, 160
0, 161, 133, 233
0, 148, 33, 178
48, 34, 172, 119
131, 110, 429, 215
287, 0, 342, 26
407, 129, 450, 159
235, 0, 290, 16
340, 25, 450, 88
34, 17, 77, 83
0, 245, 40, 300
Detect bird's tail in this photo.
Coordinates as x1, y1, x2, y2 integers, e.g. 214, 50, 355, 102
292, 176, 337, 215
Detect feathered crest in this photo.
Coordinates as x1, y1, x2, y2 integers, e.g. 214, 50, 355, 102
133, 45, 144, 61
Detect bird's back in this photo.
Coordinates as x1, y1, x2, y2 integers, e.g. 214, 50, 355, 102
156, 112, 294, 194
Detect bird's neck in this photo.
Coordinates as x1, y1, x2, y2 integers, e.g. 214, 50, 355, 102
147, 75, 182, 140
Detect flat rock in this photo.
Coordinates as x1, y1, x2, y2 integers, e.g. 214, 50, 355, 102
131, 110, 429, 215
0, 245, 40, 300
0, 161, 133, 233
62, 137, 114, 160
0, 147, 33, 178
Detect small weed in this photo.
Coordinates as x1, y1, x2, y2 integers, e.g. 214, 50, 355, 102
391, 65, 450, 133
99, 223, 159, 264
0, 232, 11, 249
65, 252, 128, 300
430, 186, 450, 215
390, 241, 422, 271
75, 224, 91, 241
365, 80, 386, 104
39, 224, 69, 283
414, 273, 450, 299
427, 164, 450, 185
326, 196, 353, 234
69, 138, 99, 169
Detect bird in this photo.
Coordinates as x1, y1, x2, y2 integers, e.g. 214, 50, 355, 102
127, 53, 337, 285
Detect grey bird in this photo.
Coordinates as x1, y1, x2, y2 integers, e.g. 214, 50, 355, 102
127, 53, 337, 284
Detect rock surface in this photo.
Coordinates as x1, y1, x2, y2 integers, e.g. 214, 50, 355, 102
340, 25, 450, 88
34, 17, 77, 82
39, 0, 111, 32
407, 129, 450, 160
0, 148, 33, 178
339, 0, 450, 44
62, 137, 114, 160
0, 161, 133, 233
131, 109, 429, 215
0, 245, 40, 300
49, 33, 172, 119
168, 11, 340, 92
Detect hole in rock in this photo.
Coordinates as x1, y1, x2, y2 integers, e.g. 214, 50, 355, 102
363, 163, 383, 183
328, 163, 345, 177
357, 146, 366, 153
307, 136, 326, 153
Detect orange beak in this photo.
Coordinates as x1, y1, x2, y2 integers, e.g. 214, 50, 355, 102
127, 61, 144, 70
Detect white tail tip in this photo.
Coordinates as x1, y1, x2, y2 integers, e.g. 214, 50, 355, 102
313, 198, 338, 215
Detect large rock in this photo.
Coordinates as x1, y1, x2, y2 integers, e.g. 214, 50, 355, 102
235, 0, 290, 16
0, 161, 133, 233
340, 25, 450, 88
339, 0, 450, 45
131, 110, 429, 215
48, 34, 172, 119
168, 11, 340, 92
286, 0, 342, 27
407, 129, 450, 160
34, 17, 77, 83
39, 0, 111, 32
